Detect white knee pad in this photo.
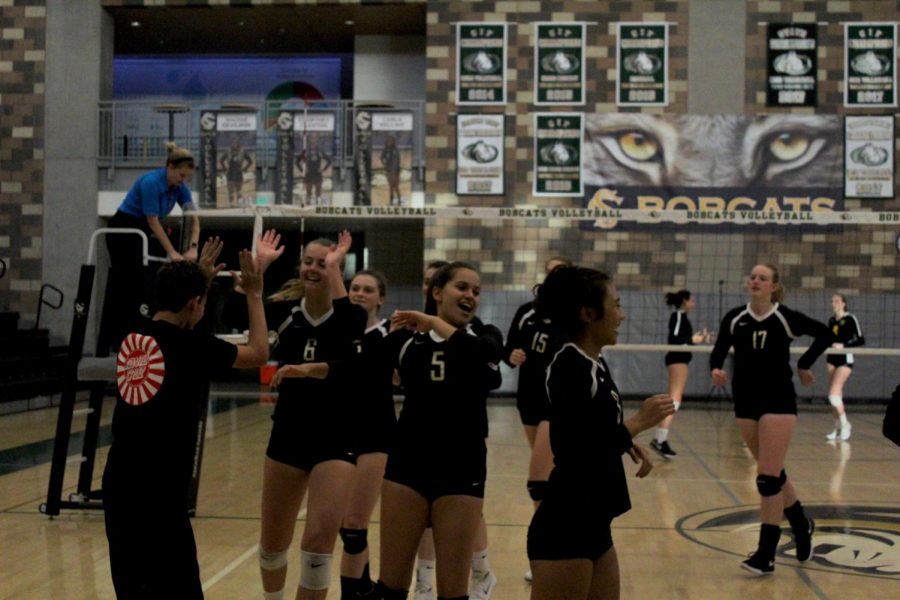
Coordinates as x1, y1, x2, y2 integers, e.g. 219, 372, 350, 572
299, 550, 332, 590
673, 400, 681, 411
259, 546, 288, 571
828, 395, 843, 408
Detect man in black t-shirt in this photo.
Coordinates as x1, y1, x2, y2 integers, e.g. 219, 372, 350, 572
102, 235, 280, 599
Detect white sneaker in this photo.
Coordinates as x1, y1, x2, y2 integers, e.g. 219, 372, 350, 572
825, 428, 839, 441
840, 422, 852, 441
469, 570, 497, 600
413, 582, 435, 600
524, 568, 533, 583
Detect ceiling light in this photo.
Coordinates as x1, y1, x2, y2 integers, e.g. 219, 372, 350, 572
130, 21, 140, 28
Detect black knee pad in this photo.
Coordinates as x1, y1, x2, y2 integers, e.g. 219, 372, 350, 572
527, 480, 548, 502
340, 528, 369, 555
779, 469, 787, 486
374, 581, 408, 600
756, 474, 784, 497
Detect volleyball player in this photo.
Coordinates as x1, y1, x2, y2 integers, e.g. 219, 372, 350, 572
526, 266, 675, 600
375, 262, 503, 600
824, 293, 865, 441
651, 290, 710, 459
504, 256, 571, 583
338, 270, 396, 599
260, 231, 368, 600
710, 264, 832, 575
103, 238, 272, 600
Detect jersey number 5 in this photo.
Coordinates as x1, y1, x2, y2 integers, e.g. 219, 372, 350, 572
304, 339, 317, 361
531, 332, 548, 354
752, 330, 767, 350
431, 351, 446, 382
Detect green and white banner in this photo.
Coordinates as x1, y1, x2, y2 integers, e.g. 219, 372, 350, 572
456, 114, 505, 195
617, 23, 668, 106
844, 23, 897, 107
456, 23, 507, 105
844, 115, 895, 199
534, 113, 583, 197
534, 23, 586, 105
767, 23, 817, 107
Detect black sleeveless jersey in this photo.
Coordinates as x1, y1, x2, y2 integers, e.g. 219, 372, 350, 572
710, 303, 832, 400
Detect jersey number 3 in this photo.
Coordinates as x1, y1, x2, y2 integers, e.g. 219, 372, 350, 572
752, 330, 767, 350
431, 351, 446, 381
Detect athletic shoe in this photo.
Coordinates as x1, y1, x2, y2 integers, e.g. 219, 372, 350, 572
413, 582, 434, 600
794, 517, 815, 562
469, 570, 497, 600
740, 551, 775, 576
524, 568, 533, 583
650, 439, 677, 459
825, 428, 839, 441
840, 422, 852, 441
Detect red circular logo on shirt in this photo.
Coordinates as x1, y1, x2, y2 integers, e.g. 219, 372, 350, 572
116, 333, 166, 405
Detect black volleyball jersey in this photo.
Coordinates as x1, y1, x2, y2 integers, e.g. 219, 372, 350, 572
668, 310, 694, 346
504, 301, 564, 399
545, 344, 634, 518
104, 320, 237, 504
710, 303, 832, 399
827, 313, 865, 363
393, 322, 503, 452
271, 296, 367, 423
357, 319, 396, 419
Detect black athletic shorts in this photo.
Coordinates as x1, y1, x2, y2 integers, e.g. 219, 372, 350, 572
665, 352, 692, 366
384, 448, 486, 502
827, 355, 853, 369
733, 394, 798, 421
527, 498, 614, 561
517, 388, 551, 427
355, 413, 397, 455
266, 417, 356, 472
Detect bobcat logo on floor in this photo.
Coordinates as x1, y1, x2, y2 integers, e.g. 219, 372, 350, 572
676, 504, 900, 578
116, 333, 166, 406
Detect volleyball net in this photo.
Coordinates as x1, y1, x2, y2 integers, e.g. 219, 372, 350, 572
187, 205, 900, 402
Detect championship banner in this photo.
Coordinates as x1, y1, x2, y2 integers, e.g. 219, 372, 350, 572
844, 115, 895, 199
581, 114, 845, 228
844, 23, 897, 107
294, 111, 335, 206
371, 112, 414, 207
533, 113, 583, 197
456, 23, 507, 105
534, 23, 586, 105
199, 110, 217, 207
456, 113, 505, 196
214, 112, 256, 208
354, 109, 373, 206
767, 23, 817, 107
616, 23, 668, 107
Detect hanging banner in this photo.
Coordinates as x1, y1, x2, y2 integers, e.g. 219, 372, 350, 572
294, 112, 335, 206
214, 112, 256, 208
199, 110, 217, 207
767, 23, 817, 107
354, 109, 373, 206
534, 22, 586, 105
369, 112, 414, 206
616, 23, 668, 107
456, 114, 504, 196
533, 113, 583, 197
844, 23, 897, 107
456, 23, 507, 105
844, 115, 895, 199
274, 111, 294, 205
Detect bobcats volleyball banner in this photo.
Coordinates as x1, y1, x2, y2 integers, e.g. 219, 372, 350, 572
581, 113, 846, 226
456, 23, 507, 105
844, 115, 895, 199
617, 23, 668, 106
533, 113, 583, 197
534, 22, 586, 105
844, 23, 897, 107
456, 113, 505, 195
767, 23, 817, 107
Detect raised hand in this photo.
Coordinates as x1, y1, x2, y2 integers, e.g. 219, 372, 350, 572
198, 236, 225, 280
256, 229, 284, 273
233, 249, 262, 296
325, 229, 352, 270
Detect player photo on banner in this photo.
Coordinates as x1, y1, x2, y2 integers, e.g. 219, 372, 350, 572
844, 23, 897, 107
581, 114, 845, 228
844, 115, 895, 199
535, 23, 586, 105
456, 114, 504, 196
617, 23, 668, 106
370, 112, 414, 206
767, 23, 817, 107
456, 23, 507, 105
533, 113, 583, 197
214, 112, 256, 208
294, 112, 335, 206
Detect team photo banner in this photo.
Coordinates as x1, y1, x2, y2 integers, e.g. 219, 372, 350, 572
844, 115, 895, 199
533, 113, 583, 197
617, 23, 668, 106
844, 23, 897, 107
456, 23, 507, 105
534, 23, 586, 105
767, 23, 817, 107
456, 113, 505, 196
580, 113, 845, 227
